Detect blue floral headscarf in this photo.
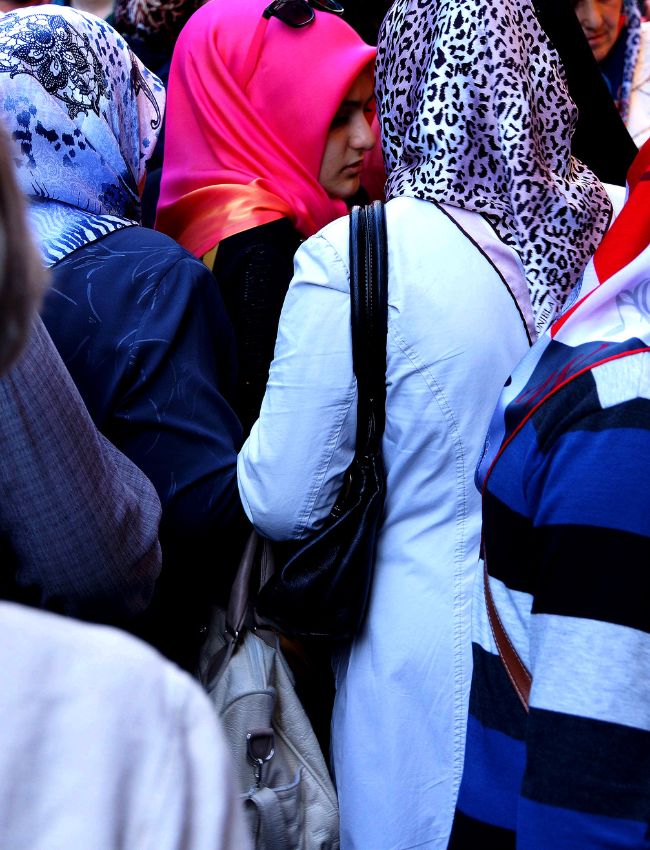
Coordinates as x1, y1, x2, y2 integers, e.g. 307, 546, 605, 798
0, 7, 165, 266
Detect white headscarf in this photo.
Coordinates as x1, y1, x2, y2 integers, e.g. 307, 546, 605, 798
376, 0, 613, 334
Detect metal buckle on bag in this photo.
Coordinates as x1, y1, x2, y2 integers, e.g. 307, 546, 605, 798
247, 728, 275, 789
225, 625, 240, 643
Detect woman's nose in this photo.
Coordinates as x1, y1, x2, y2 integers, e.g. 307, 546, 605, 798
351, 115, 376, 152
577, 0, 603, 31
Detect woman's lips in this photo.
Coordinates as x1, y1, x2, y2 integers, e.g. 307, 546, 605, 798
342, 161, 364, 174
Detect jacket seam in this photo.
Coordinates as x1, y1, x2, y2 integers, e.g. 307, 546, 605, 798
389, 321, 468, 819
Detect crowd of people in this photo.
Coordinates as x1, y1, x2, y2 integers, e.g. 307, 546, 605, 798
0, 0, 648, 848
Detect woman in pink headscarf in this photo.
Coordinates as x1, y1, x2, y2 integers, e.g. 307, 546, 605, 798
156, 0, 376, 435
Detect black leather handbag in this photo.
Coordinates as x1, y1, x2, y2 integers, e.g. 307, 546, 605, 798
255, 201, 388, 640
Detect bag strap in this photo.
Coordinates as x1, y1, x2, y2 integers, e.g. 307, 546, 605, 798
483, 556, 532, 712
216, 204, 388, 657
226, 531, 276, 633
245, 787, 290, 849
226, 530, 259, 638
205, 530, 278, 686
349, 201, 388, 454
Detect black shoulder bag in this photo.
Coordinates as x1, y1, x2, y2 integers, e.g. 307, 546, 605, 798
255, 201, 388, 641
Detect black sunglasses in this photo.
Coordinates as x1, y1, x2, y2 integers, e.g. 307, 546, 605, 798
263, 0, 345, 28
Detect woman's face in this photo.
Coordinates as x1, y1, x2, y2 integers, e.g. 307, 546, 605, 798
573, 0, 624, 62
318, 64, 376, 200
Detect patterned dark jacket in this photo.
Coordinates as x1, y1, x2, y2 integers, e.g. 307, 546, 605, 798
0, 316, 162, 622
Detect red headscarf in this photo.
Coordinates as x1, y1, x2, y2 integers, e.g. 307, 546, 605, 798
155, 0, 376, 256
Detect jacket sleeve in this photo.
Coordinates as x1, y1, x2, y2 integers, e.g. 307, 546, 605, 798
107, 254, 247, 572
238, 220, 357, 540
0, 317, 162, 622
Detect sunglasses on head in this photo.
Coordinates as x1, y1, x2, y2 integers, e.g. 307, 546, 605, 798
263, 0, 345, 28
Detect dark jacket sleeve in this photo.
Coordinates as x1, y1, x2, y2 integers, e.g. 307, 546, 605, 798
0, 317, 162, 621
103, 251, 245, 555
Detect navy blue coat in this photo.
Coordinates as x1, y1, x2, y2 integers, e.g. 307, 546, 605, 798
42, 226, 246, 666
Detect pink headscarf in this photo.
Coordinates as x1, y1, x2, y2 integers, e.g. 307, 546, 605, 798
155, 0, 376, 256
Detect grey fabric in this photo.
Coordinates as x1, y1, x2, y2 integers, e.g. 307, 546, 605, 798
0, 317, 162, 620
199, 600, 339, 850
246, 784, 300, 850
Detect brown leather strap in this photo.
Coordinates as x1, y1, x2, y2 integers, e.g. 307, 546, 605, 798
226, 530, 259, 638
483, 559, 532, 713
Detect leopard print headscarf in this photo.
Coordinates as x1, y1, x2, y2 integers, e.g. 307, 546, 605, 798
377, 0, 613, 333
114, 0, 202, 49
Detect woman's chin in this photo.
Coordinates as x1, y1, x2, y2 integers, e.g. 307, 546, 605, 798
328, 177, 361, 202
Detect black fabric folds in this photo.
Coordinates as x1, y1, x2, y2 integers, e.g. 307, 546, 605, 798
534, 0, 638, 184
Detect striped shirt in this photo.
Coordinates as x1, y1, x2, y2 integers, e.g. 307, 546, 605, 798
450, 342, 650, 850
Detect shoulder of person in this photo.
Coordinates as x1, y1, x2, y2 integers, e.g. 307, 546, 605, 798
221, 218, 302, 259
53, 226, 213, 288
123, 226, 215, 277
0, 601, 192, 709
315, 196, 482, 251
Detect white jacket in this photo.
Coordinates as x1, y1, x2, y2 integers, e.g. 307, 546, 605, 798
238, 196, 532, 850
0, 602, 251, 850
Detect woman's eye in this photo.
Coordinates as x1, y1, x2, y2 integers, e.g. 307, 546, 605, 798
331, 113, 351, 128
